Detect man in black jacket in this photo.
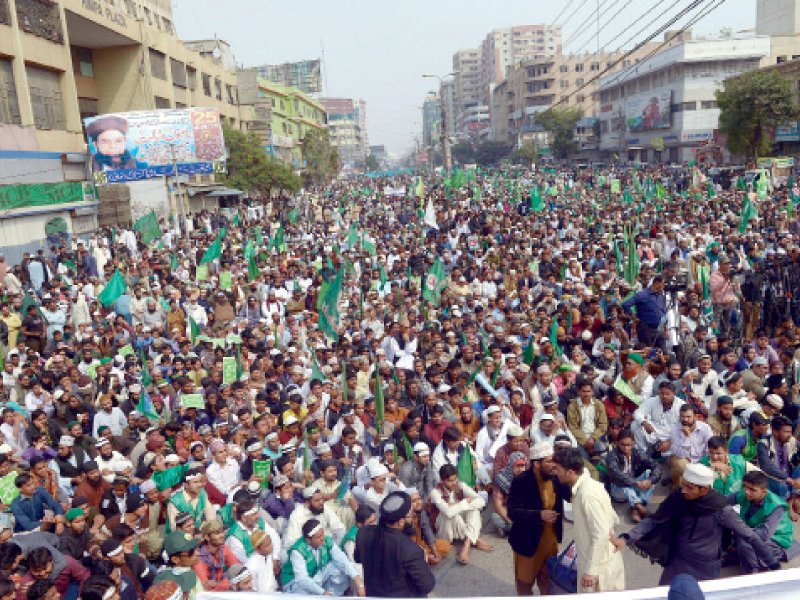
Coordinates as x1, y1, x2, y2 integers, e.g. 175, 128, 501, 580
605, 428, 662, 522
507, 441, 569, 596
355, 491, 435, 598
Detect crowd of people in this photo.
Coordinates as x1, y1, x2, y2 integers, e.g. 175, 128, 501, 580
0, 163, 799, 599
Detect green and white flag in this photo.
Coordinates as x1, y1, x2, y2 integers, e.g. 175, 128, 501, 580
422, 257, 447, 306
317, 269, 343, 340
739, 197, 758, 233
98, 270, 127, 308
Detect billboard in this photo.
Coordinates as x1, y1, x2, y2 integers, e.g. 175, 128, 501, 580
84, 108, 225, 184
625, 91, 671, 133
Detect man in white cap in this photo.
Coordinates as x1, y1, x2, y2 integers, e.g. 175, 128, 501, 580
507, 441, 568, 595
612, 462, 780, 583
398, 442, 436, 501
283, 487, 346, 558
474, 405, 508, 482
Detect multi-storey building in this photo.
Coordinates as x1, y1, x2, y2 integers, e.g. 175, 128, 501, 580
238, 70, 326, 168
421, 93, 441, 148
320, 97, 368, 170
253, 59, 322, 96
491, 45, 660, 147
597, 31, 770, 163
452, 48, 484, 139
0, 0, 248, 261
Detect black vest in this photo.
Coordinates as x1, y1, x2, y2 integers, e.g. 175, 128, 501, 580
54, 446, 87, 479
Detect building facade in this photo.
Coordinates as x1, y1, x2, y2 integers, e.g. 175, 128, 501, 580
254, 59, 322, 95
0, 0, 247, 262
422, 93, 441, 148
238, 70, 326, 168
320, 97, 368, 170
452, 48, 483, 139
597, 32, 770, 163
491, 45, 660, 147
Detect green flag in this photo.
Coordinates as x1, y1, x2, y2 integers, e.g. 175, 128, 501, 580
232, 213, 240, 227
318, 269, 343, 340
362, 235, 376, 256
199, 238, 221, 265
347, 223, 358, 248
288, 207, 300, 224
374, 365, 384, 433
739, 197, 757, 233
136, 389, 159, 421
549, 318, 562, 358
311, 354, 325, 382
169, 254, 179, 272
133, 211, 161, 244
456, 444, 476, 488
98, 270, 127, 308
623, 190, 634, 205
756, 172, 768, 200
189, 316, 199, 344
623, 226, 639, 286
422, 257, 447, 306
379, 264, 388, 288
243, 239, 255, 262
414, 176, 425, 198
255, 227, 264, 246
140, 348, 152, 388
707, 181, 716, 199
271, 224, 285, 252
20, 292, 40, 318
530, 186, 544, 212
655, 183, 666, 199
248, 254, 259, 282
522, 341, 535, 366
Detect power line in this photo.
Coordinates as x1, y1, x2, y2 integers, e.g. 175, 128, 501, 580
562, 0, 617, 49
569, 0, 636, 55
550, 0, 709, 108
549, 0, 582, 29
556, 0, 596, 32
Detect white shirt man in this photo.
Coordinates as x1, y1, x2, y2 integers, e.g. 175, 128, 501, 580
631, 383, 685, 455
474, 406, 508, 476
206, 442, 242, 497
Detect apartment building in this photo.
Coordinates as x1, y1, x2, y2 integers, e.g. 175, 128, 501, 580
0, 0, 247, 261
321, 97, 368, 170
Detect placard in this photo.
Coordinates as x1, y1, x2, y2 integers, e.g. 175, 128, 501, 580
222, 357, 237, 383
180, 394, 205, 409
252, 459, 272, 489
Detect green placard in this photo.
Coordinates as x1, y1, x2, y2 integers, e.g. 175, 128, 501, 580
0, 471, 20, 505
118, 344, 134, 357
180, 393, 205, 409
196, 264, 209, 281
226, 334, 242, 345
222, 357, 237, 383
253, 459, 272, 489
219, 271, 232, 290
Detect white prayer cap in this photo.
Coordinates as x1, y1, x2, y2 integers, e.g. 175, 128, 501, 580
507, 423, 524, 438
682, 463, 714, 488
413, 442, 430, 456
369, 463, 390, 479
59, 435, 75, 447
530, 441, 554, 460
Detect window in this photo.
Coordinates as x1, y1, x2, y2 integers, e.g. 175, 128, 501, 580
72, 47, 94, 78
576, 78, 584, 87
560, 65, 569, 73
170, 59, 186, 88
78, 97, 98, 120
154, 96, 171, 109
214, 78, 221, 100
681, 101, 697, 111
187, 67, 196, 90
0, 59, 21, 125
202, 73, 211, 96
575, 63, 584, 72
700, 100, 717, 109
560, 80, 569, 89
590, 62, 599, 71
26, 65, 65, 130
577, 94, 585, 103
149, 49, 167, 80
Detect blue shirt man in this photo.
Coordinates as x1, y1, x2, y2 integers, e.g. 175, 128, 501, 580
10, 474, 64, 532
622, 278, 667, 328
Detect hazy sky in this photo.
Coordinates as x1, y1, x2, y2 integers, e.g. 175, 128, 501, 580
173, 0, 757, 155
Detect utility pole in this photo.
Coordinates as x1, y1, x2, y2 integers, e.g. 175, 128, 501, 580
423, 73, 456, 171
170, 144, 187, 239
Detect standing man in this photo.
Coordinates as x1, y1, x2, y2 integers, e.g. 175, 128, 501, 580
355, 491, 436, 597
622, 275, 667, 348
611, 463, 779, 583
507, 441, 568, 595
552, 447, 625, 592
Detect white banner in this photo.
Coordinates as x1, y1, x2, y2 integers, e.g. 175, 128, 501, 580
382, 186, 406, 197
198, 567, 800, 600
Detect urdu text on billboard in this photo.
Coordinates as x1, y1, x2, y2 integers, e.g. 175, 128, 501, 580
84, 108, 226, 184
625, 91, 672, 133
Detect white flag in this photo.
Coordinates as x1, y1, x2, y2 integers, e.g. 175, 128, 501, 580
424, 198, 438, 230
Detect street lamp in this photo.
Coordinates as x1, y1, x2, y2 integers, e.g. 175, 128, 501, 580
422, 73, 456, 171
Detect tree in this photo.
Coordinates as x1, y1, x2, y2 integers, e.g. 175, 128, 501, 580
535, 106, 583, 159
717, 69, 800, 161
474, 141, 512, 166
511, 141, 538, 164
222, 126, 301, 195
302, 129, 339, 185
365, 153, 380, 171
451, 142, 475, 165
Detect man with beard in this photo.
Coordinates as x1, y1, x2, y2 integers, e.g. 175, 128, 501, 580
74, 460, 109, 513
194, 519, 239, 591
166, 467, 216, 533
611, 463, 779, 583
58, 508, 91, 563
283, 487, 346, 556
399, 442, 436, 501
355, 491, 435, 597
406, 488, 451, 566
50, 435, 88, 498
507, 441, 568, 595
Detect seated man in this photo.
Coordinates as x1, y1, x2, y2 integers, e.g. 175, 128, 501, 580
407, 488, 451, 566
225, 498, 281, 564
666, 404, 712, 487
566, 378, 609, 460
707, 395, 737, 444
729, 470, 800, 573
430, 463, 492, 565
280, 519, 364, 596
10, 473, 64, 532
700, 436, 749, 495
312, 459, 357, 530
194, 519, 240, 591
604, 428, 661, 523
756, 415, 800, 513
729, 412, 770, 464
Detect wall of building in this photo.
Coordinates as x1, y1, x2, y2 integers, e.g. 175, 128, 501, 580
757, 0, 800, 36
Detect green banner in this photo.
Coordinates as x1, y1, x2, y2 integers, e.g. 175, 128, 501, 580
0, 182, 88, 211
222, 357, 237, 383
180, 393, 204, 409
